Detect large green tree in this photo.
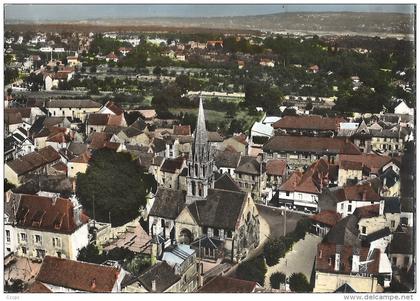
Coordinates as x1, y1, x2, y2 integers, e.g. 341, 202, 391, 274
288, 273, 312, 292
76, 149, 154, 226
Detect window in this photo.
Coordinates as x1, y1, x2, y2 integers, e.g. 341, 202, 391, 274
57, 251, 62, 258
286, 192, 290, 197
340, 203, 344, 210
34, 234, 42, 245
214, 229, 219, 237
347, 204, 352, 212
36, 249, 46, 258
20, 233, 27, 242
6, 230, 10, 243
362, 226, 367, 234
227, 230, 233, 238
404, 256, 410, 266
22, 247, 27, 255
298, 193, 303, 200
391, 220, 395, 228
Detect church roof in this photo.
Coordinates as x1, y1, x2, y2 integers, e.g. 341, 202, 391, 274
214, 173, 241, 192
149, 188, 186, 220
192, 97, 209, 160
187, 189, 247, 230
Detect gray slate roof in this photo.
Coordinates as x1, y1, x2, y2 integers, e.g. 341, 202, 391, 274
149, 188, 186, 219
324, 215, 361, 248
187, 188, 246, 230
137, 261, 180, 292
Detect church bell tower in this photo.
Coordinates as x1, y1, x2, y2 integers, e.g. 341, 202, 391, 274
186, 97, 214, 204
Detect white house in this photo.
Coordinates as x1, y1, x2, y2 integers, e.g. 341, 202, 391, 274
394, 100, 414, 116
8, 193, 90, 260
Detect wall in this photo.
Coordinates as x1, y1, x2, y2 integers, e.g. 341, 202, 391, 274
314, 272, 379, 292
48, 107, 98, 122
278, 190, 318, 209
67, 162, 88, 179
338, 168, 363, 187
337, 200, 381, 218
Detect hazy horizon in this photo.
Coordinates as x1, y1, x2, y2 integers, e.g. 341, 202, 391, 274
5, 4, 415, 22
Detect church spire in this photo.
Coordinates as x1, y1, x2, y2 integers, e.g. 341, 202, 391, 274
194, 97, 208, 146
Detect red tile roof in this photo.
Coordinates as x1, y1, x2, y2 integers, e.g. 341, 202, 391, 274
265, 159, 287, 176
88, 132, 111, 150
16, 194, 89, 234
338, 154, 396, 174
26, 281, 52, 293
280, 158, 329, 194
334, 183, 381, 202
36, 256, 120, 292
198, 276, 257, 293
173, 125, 191, 136
316, 243, 380, 275
339, 160, 363, 170
263, 136, 361, 155
273, 116, 345, 131
104, 101, 124, 115
309, 210, 342, 227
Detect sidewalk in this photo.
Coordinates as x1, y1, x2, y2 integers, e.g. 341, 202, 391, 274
264, 233, 322, 289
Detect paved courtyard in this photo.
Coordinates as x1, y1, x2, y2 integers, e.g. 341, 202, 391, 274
264, 233, 322, 289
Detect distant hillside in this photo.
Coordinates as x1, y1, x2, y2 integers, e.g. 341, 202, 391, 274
6, 12, 414, 38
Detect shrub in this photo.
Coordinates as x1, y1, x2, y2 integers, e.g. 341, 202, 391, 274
236, 255, 267, 285
288, 273, 312, 292
270, 272, 286, 289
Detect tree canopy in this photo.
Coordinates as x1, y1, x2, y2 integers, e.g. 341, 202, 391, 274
76, 149, 155, 226
288, 273, 312, 292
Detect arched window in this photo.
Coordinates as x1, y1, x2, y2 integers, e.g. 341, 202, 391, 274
195, 164, 198, 177
192, 181, 196, 196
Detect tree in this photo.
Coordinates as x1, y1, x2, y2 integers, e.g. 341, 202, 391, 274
270, 272, 286, 289
77, 244, 105, 264
288, 273, 312, 292
76, 149, 154, 226
263, 238, 291, 266
24, 72, 44, 91
153, 66, 162, 77
236, 255, 267, 285
4, 279, 25, 293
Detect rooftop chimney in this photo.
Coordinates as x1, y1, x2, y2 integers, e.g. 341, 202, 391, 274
334, 245, 342, 272
351, 248, 360, 273
90, 278, 96, 290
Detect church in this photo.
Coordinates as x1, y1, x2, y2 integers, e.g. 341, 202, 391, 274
148, 98, 260, 263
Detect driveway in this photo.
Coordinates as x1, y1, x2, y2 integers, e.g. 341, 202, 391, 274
264, 233, 322, 289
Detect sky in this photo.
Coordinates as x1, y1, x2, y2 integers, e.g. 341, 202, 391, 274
5, 4, 415, 22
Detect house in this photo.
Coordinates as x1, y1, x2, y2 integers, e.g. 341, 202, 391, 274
138, 109, 157, 121
265, 159, 287, 190
156, 157, 187, 190
394, 100, 414, 116
86, 113, 127, 134
276, 158, 329, 212
223, 134, 248, 155
67, 150, 91, 179
98, 100, 124, 115
272, 115, 345, 136
27, 256, 126, 292
66, 55, 79, 66
334, 183, 382, 217
260, 58, 275, 67
234, 156, 266, 200
354, 203, 400, 237
118, 47, 132, 56
313, 243, 391, 292
8, 193, 89, 260
161, 245, 198, 292
214, 150, 241, 177
105, 52, 119, 62
45, 99, 102, 121
309, 210, 342, 237
198, 276, 258, 293
263, 136, 361, 168
250, 122, 274, 151
5, 146, 62, 186
389, 227, 413, 276
123, 261, 181, 292
308, 64, 320, 73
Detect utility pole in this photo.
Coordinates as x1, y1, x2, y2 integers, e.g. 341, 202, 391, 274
283, 206, 287, 237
